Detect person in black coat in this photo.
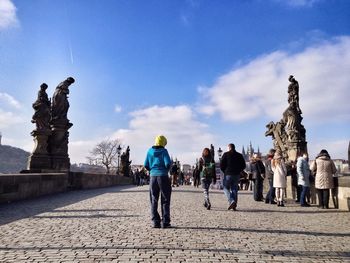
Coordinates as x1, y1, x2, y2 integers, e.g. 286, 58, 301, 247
249, 153, 266, 201
220, 143, 246, 210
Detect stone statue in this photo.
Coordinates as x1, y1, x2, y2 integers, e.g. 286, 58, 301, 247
287, 75, 302, 114
31, 83, 51, 131
51, 77, 75, 128
266, 75, 307, 162
120, 146, 132, 176
49, 77, 75, 171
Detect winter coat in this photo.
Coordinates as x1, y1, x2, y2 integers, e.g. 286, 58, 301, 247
272, 160, 287, 188
144, 146, 171, 176
220, 150, 246, 176
264, 158, 274, 180
199, 156, 216, 183
249, 160, 265, 181
296, 156, 310, 187
310, 155, 337, 189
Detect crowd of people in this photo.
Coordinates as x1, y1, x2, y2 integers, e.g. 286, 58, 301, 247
143, 135, 338, 228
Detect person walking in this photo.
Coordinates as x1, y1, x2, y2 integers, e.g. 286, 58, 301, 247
192, 164, 201, 187
170, 162, 179, 187
310, 149, 337, 209
272, 151, 287, 207
220, 143, 246, 210
250, 153, 265, 202
144, 135, 172, 228
297, 153, 311, 207
199, 147, 216, 210
264, 149, 277, 204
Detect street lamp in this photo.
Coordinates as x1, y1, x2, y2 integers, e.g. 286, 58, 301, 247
218, 147, 223, 160
117, 144, 122, 174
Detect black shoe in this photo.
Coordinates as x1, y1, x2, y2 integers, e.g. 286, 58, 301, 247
301, 203, 311, 207
228, 201, 236, 210
204, 202, 208, 208
152, 223, 161, 228
265, 199, 270, 204
161, 223, 171, 228
280, 202, 285, 207
277, 201, 281, 206
207, 202, 211, 210
270, 201, 277, 205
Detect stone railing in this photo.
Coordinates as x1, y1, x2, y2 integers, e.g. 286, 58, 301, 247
0, 172, 132, 204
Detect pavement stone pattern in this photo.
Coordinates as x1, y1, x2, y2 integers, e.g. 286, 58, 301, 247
0, 184, 350, 262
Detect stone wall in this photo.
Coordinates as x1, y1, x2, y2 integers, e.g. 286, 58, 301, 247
337, 174, 350, 210
0, 172, 133, 204
0, 173, 68, 204
69, 172, 133, 190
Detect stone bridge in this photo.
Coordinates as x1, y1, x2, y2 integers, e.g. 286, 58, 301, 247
0, 185, 349, 262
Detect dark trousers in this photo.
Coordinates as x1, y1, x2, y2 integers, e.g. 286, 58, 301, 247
296, 185, 302, 202
265, 178, 275, 203
150, 176, 172, 224
317, 189, 330, 208
300, 186, 310, 206
194, 175, 200, 187
253, 177, 264, 201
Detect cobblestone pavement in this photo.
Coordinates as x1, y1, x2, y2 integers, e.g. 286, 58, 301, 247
0, 185, 350, 262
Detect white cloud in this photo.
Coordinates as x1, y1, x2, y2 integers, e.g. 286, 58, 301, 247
0, 92, 21, 109
109, 105, 215, 165
0, 0, 19, 30
114, 104, 122, 113
309, 139, 349, 161
69, 139, 100, 164
198, 36, 350, 123
0, 109, 24, 129
273, 0, 321, 7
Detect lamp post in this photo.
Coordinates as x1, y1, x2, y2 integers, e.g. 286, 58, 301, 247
117, 144, 122, 174
218, 147, 223, 160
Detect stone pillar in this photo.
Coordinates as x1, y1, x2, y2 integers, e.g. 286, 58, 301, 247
27, 129, 52, 170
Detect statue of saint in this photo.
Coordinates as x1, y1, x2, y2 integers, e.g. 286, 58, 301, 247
51, 77, 75, 127
32, 83, 51, 131
210, 144, 215, 162
287, 75, 302, 114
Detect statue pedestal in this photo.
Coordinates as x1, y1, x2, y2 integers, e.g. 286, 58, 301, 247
49, 125, 71, 171
27, 129, 51, 170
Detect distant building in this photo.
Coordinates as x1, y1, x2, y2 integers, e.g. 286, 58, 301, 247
242, 141, 260, 162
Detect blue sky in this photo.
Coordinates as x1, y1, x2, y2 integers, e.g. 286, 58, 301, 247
0, 0, 349, 165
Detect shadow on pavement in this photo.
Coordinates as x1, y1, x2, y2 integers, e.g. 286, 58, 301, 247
173, 226, 350, 237
0, 185, 136, 226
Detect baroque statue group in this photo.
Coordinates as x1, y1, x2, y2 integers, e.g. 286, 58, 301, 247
28, 77, 75, 171
265, 75, 307, 162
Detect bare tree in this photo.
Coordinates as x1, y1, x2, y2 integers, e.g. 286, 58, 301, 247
88, 139, 122, 174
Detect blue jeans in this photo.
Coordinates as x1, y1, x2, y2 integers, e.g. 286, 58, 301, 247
300, 185, 310, 206
150, 176, 172, 225
223, 175, 239, 204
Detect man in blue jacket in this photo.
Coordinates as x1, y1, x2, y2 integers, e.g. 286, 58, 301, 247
144, 135, 172, 228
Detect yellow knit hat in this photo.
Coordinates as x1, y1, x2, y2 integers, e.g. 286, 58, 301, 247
154, 135, 167, 147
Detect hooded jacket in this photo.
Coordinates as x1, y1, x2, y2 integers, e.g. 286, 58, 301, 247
144, 146, 171, 176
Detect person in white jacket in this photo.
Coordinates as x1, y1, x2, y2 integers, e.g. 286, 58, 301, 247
297, 153, 311, 207
272, 151, 287, 207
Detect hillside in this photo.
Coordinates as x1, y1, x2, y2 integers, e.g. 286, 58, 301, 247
0, 145, 30, 173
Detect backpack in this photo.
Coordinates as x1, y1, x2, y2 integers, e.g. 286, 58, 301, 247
201, 163, 214, 179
